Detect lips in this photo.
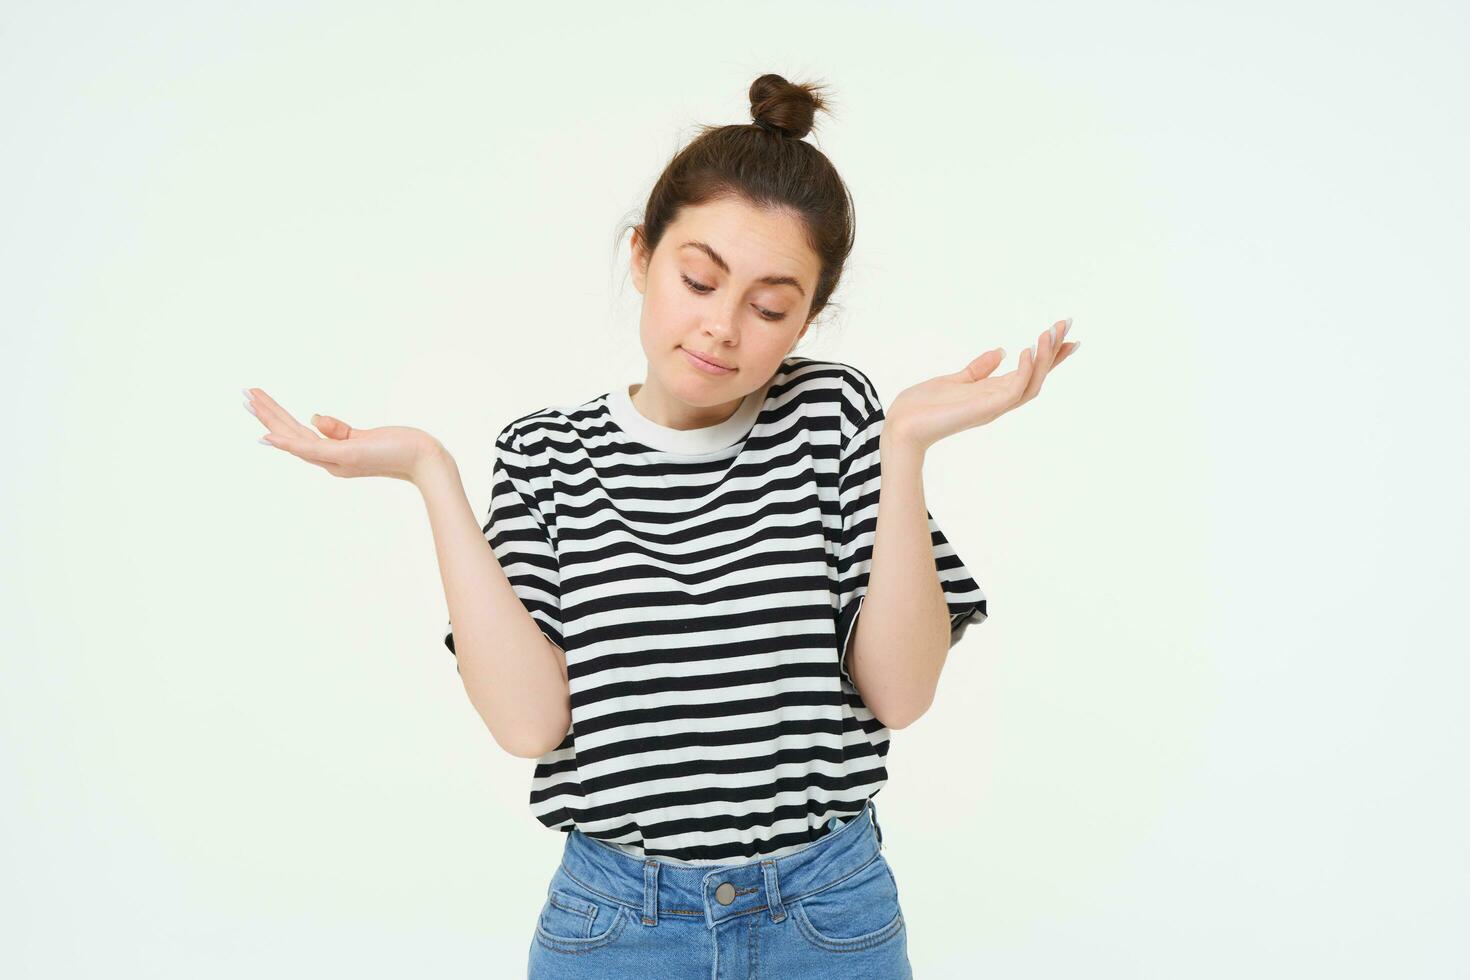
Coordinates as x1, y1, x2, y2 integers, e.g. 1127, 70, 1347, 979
681, 347, 735, 372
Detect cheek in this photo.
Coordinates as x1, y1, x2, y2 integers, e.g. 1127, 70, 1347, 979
641, 283, 697, 335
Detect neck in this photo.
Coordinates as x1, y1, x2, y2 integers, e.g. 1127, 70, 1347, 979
629, 377, 747, 431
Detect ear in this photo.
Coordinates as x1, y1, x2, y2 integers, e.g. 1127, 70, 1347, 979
629, 225, 649, 295
785, 321, 810, 357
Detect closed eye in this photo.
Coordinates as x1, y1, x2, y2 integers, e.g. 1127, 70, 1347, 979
680, 273, 787, 322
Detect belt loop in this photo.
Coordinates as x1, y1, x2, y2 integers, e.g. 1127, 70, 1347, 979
760, 859, 786, 923
641, 859, 659, 926
867, 797, 885, 849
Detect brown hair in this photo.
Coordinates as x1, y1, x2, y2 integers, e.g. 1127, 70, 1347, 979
619, 73, 856, 328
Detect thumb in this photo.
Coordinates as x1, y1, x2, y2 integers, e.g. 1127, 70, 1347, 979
311, 414, 352, 439
954, 347, 1006, 382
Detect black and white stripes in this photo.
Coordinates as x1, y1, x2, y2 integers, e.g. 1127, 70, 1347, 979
443, 355, 986, 864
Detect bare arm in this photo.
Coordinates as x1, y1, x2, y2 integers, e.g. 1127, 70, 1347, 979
844, 433, 951, 731
415, 444, 571, 759
243, 388, 570, 759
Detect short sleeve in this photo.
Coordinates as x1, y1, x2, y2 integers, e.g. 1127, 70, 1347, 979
442, 426, 564, 668
834, 369, 988, 689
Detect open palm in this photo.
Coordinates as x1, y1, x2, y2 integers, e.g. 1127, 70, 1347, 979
886, 318, 1079, 451
244, 387, 438, 482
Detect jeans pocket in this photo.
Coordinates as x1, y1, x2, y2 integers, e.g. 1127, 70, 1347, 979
534, 868, 631, 953
791, 853, 906, 952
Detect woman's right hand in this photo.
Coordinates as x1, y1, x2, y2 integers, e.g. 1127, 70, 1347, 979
244, 387, 444, 484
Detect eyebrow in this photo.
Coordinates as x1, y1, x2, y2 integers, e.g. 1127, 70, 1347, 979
678, 241, 807, 298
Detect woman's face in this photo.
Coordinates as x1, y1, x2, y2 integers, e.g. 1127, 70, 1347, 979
630, 195, 819, 421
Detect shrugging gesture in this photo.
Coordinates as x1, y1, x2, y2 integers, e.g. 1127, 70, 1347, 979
244, 387, 441, 484
884, 318, 1080, 452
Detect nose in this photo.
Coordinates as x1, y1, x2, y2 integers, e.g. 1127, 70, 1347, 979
703, 292, 748, 343
701, 315, 738, 347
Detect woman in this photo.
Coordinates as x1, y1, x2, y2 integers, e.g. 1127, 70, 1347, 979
245, 72, 1077, 979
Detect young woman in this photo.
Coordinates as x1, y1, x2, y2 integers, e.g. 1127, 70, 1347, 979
245, 73, 1077, 979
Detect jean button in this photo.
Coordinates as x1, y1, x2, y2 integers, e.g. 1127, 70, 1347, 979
715, 881, 736, 906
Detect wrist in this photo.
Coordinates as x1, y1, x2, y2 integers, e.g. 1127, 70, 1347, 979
879, 422, 928, 467
411, 437, 457, 489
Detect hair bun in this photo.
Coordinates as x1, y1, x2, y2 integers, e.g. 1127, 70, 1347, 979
749, 73, 828, 140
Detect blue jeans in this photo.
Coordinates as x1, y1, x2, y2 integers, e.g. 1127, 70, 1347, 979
527, 798, 912, 978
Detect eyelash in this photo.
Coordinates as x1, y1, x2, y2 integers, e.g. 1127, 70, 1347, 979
680, 273, 786, 321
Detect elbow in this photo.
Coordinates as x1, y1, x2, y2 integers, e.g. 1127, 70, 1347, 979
856, 669, 937, 731
880, 700, 929, 732
879, 687, 936, 731
878, 712, 910, 731
496, 705, 572, 759
458, 637, 572, 760
502, 740, 549, 760
885, 638, 948, 729
497, 726, 563, 760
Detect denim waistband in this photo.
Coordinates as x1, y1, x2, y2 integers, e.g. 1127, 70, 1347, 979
556, 799, 887, 930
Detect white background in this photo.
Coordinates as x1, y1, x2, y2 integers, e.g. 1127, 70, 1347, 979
3, 1, 1466, 977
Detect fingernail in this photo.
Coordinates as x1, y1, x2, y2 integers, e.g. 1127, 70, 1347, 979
258, 436, 273, 446
242, 387, 252, 400
1073, 340, 1081, 351
243, 400, 258, 417
1063, 317, 1072, 329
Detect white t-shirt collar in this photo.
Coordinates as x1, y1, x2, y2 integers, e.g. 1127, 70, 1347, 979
607, 378, 770, 454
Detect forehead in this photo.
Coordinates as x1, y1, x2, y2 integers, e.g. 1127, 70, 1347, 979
664, 197, 820, 282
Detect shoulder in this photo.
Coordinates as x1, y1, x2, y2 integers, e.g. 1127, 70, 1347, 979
493, 384, 607, 456
782, 355, 880, 408
782, 355, 882, 427
495, 408, 562, 455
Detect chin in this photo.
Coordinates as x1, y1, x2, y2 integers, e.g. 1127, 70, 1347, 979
660, 357, 734, 403
667, 377, 729, 406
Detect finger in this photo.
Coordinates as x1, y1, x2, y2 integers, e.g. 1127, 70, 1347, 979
262, 431, 346, 466
249, 394, 311, 438
1052, 319, 1076, 365
284, 442, 345, 474
311, 414, 352, 440
246, 388, 318, 440
956, 347, 1006, 382
1037, 322, 1061, 371
1009, 346, 1036, 395
1023, 325, 1060, 400
1035, 319, 1071, 369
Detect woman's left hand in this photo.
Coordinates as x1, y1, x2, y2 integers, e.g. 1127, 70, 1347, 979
884, 318, 1080, 452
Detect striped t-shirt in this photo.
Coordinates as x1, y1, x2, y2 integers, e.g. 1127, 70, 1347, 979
443, 355, 987, 864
